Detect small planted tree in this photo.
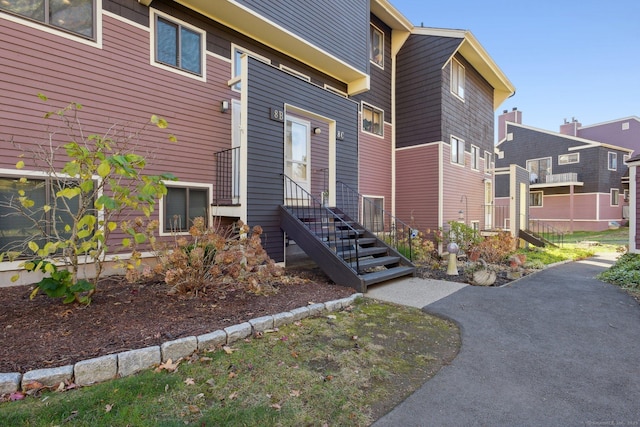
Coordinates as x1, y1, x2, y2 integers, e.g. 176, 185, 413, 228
0, 95, 176, 304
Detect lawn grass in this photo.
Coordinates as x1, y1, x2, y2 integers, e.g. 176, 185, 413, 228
0, 298, 460, 426
562, 227, 629, 246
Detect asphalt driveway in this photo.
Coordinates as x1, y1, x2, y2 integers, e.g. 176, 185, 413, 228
372, 254, 640, 426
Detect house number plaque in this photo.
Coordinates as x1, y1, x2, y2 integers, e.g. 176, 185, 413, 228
270, 107, 285, 122
336, 130, 345, 140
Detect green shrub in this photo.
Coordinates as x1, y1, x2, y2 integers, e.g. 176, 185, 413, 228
597, 253, 640, 290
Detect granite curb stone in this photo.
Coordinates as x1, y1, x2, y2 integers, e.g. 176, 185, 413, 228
0, 373, 22, 394
74, 354, 118, 386
118, 346, 161, 378
22, 365, 74, 389
161, 336, 198, 362
1, 294, 364, 393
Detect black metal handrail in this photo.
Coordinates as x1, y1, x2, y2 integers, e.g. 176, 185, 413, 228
213, 147, 240, 206
283, 175, 362, 272
336, 181, 414, 261
528, 218, 564, 247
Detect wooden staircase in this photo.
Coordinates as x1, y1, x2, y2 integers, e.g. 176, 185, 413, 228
279, 205, 415, 293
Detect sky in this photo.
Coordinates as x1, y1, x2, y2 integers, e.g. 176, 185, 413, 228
391, 0, 640, 138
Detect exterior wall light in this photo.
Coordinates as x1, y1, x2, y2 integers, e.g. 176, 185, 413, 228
313, 127, 321, 135
220, 100, 229, 113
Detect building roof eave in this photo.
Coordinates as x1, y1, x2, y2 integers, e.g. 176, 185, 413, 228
173, 0, 369, 94
412, 27, 515, 110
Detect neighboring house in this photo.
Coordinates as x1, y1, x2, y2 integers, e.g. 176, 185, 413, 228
627, 154, 640, 253
560, 116, 640, 156
495, 109, 633, 232
0, 0, 513, 289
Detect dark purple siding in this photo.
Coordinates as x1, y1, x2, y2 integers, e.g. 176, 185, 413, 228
396, 35, 460, 148
496, 124, 628, 194
238, 0, 369, 74
245, 58, 359, 262
351, 14, 392, 122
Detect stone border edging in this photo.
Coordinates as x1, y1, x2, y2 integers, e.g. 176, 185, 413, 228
0, 293, 363, 395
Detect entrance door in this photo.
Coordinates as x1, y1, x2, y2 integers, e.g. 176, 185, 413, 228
484, 180, 493, 229
284, 116, 311, 199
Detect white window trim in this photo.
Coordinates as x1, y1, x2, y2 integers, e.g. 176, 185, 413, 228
370, 24, 384, 69
324, 84, 348, 97
526, 157, 553, 177
0, 0, 103, 48
530, 190, 543, 207
484, 150, 493, 174
610, 188, 620, 206
471, 145, 479, 170
159, 181, 213, 236
558, 153, 580, 165
450, 136, 465, 166
608, 152, 618, 171
231, 44, 271, 92
150, 9, 206, 81
361, 102, 384, 138
279, 65, 311, 81
450, 58, 465, 101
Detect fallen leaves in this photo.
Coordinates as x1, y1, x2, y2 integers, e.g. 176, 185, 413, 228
222, 345, 237, 354
155, 358, 180, 373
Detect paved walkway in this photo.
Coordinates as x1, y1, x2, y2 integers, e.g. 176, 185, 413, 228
369, 253, 640, 426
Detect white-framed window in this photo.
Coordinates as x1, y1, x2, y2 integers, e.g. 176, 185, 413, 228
370, 24, 384, 68
622, 122, 630, 131
471, 145, 479, 170
451, 58, 465, 100
0, 0, 96, 39
285, 116, 311, 192
363, 196, 384, 232
527, 157, 552, 184
362, 103, 383, 136
484, 151, 493, 173
162, 183, 211, 233
530, 191, 543, 207
451, 136, 465, 165
153, 12, 204, 77
558, 153, 579, 165
610, 188, 620, 206
624, 189, 629, 202
0, 174, 89, 254
231, 45, 271, 91
608, 152, 617, 171
279, 65, 311, 82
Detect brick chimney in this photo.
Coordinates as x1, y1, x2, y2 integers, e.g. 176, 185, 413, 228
498, 107, 522, 141
559, 117, 581, 136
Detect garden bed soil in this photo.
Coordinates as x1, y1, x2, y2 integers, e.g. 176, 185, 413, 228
0, 268, 355, 374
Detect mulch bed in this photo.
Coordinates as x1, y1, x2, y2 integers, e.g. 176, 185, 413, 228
0, 268, 355, 374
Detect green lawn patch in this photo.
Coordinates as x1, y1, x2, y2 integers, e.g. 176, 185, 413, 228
0, 299, 460, 426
